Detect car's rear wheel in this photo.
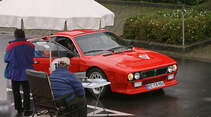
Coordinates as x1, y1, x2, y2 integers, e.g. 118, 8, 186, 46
87, 68, 109, 98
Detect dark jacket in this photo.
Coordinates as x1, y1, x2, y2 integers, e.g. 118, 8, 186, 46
4, 38, 34, 81
50, 67, 85, 101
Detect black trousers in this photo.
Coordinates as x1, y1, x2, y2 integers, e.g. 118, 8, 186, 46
56, 96, 87, 117
11, 80, 30, 111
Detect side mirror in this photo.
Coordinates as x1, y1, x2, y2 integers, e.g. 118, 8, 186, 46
128, 40, 135, 46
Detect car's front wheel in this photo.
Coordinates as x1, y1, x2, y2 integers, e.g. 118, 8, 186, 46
87, 68, 109, 98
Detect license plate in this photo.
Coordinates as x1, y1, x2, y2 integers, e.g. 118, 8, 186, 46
134, 82, 142, 87
146, 81, 165, 89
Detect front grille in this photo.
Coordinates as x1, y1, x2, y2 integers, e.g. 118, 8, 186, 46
156, 67, 168, 75
142, 76, 167, 85
140, 67, 168, 79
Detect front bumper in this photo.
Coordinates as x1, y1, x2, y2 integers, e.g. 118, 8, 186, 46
112, 74, 178, 94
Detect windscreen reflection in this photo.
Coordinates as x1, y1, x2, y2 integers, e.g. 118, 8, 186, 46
75, 32, 129, 55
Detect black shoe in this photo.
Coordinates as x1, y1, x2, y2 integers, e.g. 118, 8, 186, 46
24, 110, 33, 116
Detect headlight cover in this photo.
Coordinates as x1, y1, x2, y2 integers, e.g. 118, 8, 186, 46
172, 64, 177, 71
168, 64, 177, 73
168, 66, 173, 73
134, 72, 140, 80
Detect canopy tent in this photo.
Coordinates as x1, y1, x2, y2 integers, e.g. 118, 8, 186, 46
0, 0, 114, 30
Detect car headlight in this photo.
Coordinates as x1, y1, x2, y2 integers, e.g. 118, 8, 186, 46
168, 65, 177, 73
172, 64, 177, 71
128, 73, 133, 81
134, 72, 140, 80
168, 66, 173, 73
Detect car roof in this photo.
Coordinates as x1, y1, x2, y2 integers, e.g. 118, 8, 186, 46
52, 29, 108, 37
27, 29, 110, 42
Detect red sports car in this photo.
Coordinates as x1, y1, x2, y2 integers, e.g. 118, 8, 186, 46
30, 29, 178, 97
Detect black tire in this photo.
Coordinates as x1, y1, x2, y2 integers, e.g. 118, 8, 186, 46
87, 68, 109, 98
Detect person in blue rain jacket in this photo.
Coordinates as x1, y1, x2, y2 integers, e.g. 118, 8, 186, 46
4, 29, 34, 116
50, 57, 87, 117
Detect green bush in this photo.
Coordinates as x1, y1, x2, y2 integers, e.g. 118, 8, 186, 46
123, 16, 139, 40
123, 8, 211, 45
142, 0, 177, 3
179, 0, 205, 5
204, 16, 211, 37
122, 0, 177, 3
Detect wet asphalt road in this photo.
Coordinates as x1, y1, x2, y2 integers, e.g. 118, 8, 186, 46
99, 58, 211, 117
1, 32, 211, 117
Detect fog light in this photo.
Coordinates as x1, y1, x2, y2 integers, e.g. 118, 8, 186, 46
173, 64, 177, 71
168, 74, 174, 80
128, 73, 133, 81
134, 82, 142, 87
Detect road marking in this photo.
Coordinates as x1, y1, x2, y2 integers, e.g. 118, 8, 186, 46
87, 105, 134, 116
7, 88, 134, 116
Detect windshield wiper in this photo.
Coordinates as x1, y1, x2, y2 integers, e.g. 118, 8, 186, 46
107, 46, 125, 52
83, 49, 110, 54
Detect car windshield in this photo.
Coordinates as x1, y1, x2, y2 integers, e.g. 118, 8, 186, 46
75, 32, 129, 55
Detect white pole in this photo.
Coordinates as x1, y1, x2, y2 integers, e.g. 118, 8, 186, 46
182, 9, 185, 48
49, 38, 52, 73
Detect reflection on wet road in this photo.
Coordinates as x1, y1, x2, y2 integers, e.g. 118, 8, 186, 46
1, 32, 211, 117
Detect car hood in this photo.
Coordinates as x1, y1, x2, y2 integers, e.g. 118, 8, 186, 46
87, 48, 176, 72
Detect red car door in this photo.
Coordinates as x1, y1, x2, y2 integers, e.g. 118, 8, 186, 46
68, 56, 80, 73
50, 36, 80, 73
32, 40, 80, 74
32, 41, 52, 74
33, 58, 51, 74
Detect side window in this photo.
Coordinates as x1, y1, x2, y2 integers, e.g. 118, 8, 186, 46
33, 41, 50, 58
33, 41, 70, 58
53, 36, 78, 56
